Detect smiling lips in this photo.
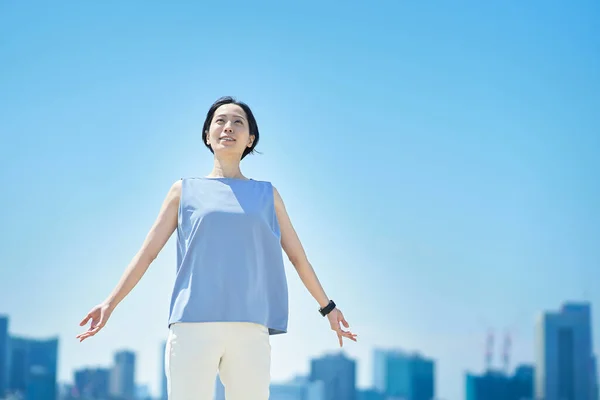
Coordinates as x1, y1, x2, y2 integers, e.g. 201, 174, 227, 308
220, 136, 235, 142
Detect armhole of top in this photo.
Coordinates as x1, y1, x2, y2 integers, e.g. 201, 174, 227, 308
269, 182, 282, 239
177, 178, 184, 229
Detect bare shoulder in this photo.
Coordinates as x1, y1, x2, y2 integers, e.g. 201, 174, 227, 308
166, 179, 182, 202
170, 179, 182, 193
271, 184, 286, 210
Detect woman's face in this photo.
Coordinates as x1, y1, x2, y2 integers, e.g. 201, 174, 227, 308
206, 103, 254, 158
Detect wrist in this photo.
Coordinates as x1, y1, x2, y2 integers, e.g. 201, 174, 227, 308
103, 300, 116, 311
318, 300, 336, 317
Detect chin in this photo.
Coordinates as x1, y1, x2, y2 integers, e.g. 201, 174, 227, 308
215, 147, 244, 157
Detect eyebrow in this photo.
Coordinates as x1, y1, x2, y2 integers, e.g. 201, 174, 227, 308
215, 113, 246, 120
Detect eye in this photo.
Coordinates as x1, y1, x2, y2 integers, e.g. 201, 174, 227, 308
215, 118, 224, 123
235, 119, 243, 124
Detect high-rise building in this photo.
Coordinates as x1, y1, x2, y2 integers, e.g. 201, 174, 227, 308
74, 367, 110, 399
310, 352, 356, 400
269, 382, 303, 400
412, 354, 436, 400
7, 335, 59, 400
136, 384, 152, 400
58, 382, 76, 400
592, 355, 599, 400
535, 302, 594, 400
110, 350, 136, 400
0, 316, 8, 397
269, 376, 325, 400
304, 378, 326, 400
465, 364, 534, 400
374, 349, 410, 396
466, 370, 510, 400
373, 349, 435, 400
512, 365, 535, 398
357, 389, 385, 400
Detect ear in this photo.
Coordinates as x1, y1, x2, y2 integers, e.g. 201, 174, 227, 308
248, 135, 255, 147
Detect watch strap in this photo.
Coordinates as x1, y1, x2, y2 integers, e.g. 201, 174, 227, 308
319, 300, 336, 317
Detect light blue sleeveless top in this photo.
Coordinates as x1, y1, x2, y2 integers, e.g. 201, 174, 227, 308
168, 177, 289, 335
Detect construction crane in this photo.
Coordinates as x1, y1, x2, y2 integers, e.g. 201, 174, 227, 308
503, 330, 512, 374
485, 329, 494, 371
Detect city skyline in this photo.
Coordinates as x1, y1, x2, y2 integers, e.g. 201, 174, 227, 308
1, 299, 595, 399
0, 312, 440, 400
1, 2, 599, 400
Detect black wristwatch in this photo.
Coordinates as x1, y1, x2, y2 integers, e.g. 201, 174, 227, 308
319, 300, 336, 317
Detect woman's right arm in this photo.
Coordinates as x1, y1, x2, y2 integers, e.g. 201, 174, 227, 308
77, 180, 181, 341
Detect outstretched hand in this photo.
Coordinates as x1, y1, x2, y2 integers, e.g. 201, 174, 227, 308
76, 303, 113, 342
326, 308, 357, 347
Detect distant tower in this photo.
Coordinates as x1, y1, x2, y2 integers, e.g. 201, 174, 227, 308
485, 329, 494, 371
502, 331, 511, 374
110, 350, 135, 400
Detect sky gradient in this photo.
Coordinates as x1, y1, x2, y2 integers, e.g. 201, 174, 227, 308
1, 1, 599, 399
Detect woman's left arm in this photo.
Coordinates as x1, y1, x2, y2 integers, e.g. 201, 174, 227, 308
273, 186, 357, 347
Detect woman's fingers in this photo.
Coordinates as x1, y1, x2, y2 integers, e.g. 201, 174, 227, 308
79, 314, 91, 326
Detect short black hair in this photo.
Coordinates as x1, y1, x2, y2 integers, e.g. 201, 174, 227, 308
201, 96, 260, 160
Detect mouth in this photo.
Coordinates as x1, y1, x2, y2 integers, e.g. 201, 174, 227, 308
219, 136, 236, 142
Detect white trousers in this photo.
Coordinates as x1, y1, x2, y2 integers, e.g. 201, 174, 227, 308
165, 321, 271, 400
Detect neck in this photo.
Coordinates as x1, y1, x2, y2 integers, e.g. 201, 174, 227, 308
207, 156, 245, 179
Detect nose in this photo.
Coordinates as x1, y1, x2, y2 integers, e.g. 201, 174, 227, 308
223, 122, 234, 133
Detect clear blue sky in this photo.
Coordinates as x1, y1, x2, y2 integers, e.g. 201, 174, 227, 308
1, 1, 599, 399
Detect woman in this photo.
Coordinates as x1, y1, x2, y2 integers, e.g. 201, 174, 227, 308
76, 96, 357, 399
